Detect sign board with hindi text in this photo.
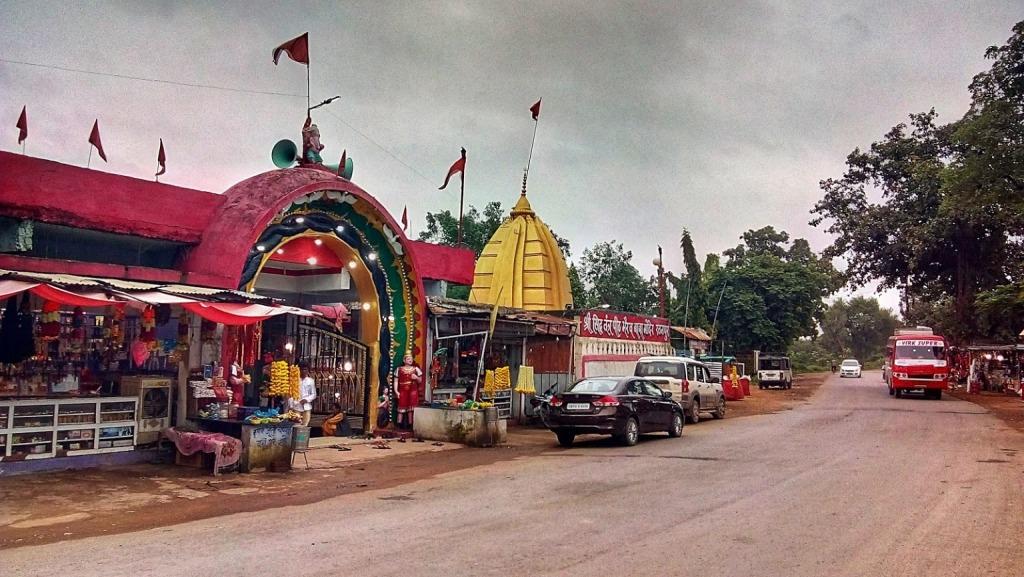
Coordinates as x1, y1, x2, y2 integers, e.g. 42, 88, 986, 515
578, 310, 671, 343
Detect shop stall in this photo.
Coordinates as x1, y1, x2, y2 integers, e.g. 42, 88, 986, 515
0, 269, 315, 469
961, 345, 1023, 395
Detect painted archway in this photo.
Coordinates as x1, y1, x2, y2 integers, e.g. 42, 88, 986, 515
183, 167, 428, 429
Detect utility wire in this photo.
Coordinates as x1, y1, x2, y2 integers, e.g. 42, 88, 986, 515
320, 107, 437, 188
0, 57, 305, 98
2, 56, 442, 190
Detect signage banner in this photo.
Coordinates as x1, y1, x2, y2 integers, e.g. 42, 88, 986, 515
897, 340, 944, 347
579, 310, 670, 342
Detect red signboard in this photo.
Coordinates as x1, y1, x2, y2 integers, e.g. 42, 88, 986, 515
578, 310, 671, 342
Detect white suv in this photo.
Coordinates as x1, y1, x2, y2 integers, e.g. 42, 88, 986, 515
634, 356, 726, 424
840, 359, 862, 378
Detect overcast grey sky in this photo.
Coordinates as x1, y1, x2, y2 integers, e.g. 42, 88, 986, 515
2, 1, 1021, 312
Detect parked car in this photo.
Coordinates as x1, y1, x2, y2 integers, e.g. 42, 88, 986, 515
839, 359, 862, 378
634, 356, 726, 423
758, 355, 793, 389
544, 377, 685, 447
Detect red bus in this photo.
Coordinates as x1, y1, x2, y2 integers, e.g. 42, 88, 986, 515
886, 327, 948, 399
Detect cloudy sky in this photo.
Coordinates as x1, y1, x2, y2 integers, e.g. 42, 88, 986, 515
2, 2, 1021, 313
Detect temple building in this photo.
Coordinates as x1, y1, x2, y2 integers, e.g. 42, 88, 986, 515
468, 187, 573, 312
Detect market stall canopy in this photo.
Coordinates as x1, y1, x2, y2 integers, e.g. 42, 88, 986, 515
0, 269, 317, 325
427, 296, 575, 336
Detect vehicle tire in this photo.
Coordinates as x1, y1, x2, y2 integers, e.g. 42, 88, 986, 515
668, 412, 683, 437
786, 380, 793, 390
759, 384, 765, 390
895, 389, 903, 398
888, 385, 894, 396
929, 389, 942, 400
617, 417, 639, 446
687, 399, 700, 424
712, 396, 726, 419
555, 430, 575, 447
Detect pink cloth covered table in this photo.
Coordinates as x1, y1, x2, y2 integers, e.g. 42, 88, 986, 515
163, 427, 242, 472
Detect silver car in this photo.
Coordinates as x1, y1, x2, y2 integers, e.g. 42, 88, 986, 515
634, 356, 726, 424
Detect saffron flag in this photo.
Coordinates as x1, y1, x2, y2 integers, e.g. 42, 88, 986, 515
439, 147, 466, 190
88, 120, 107, 162
156, 139, 166, 176
16, 106, 27, 145
401, 206, 408, 231
530, 98, 541, 121
273, 33, 309, 65
338, 149, 347, 177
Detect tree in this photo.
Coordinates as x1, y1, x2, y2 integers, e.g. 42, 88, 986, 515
568, 264, 591, 310
669, 230, 710, 329
820, 297, 900, 362
577, 242, 655, 314
708, 227, 839, 353
419, 201, 505, 256
811, 22, 1024, 343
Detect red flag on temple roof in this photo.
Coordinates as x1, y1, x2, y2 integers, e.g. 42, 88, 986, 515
439, 148, 466, 190
273, 33, 309, 65
401, 206, 409, 231
156, 139, 166, 176
530, 98, 542, 121
16, 106, 27, 145
88, 120, 107, 162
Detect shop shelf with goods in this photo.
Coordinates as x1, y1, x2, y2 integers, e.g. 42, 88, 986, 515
0, 397, 138, 459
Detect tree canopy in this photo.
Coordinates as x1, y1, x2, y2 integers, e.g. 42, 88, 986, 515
811, 22, 1024, 342
576, 242, 655, 314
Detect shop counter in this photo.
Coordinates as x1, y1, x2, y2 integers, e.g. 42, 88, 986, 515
0, 397, 138, 460
195, 418, 294, 472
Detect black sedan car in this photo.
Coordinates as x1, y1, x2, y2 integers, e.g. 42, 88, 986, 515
543, 377, 684, 447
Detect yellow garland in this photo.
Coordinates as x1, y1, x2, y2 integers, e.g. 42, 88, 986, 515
269, 360, 290, 396
289, 365, 301, 399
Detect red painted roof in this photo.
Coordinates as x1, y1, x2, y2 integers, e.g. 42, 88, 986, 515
0, 152, 223, 243
407, 240, 476, 286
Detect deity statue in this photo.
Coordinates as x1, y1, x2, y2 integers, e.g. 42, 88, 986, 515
301, 116, 325, 164
393, 354, 423, 429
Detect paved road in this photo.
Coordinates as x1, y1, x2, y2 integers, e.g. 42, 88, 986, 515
4, 372, 1023, 576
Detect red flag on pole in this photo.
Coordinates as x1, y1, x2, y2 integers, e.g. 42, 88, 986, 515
401, 206, 409, 231
16, 106, 27, 145
273, 33, 309, 65
88, 120, 108, 162
338, 149, 347, 177
156, 139, 166, 176
530, 98, 542, 121
439, 148, 466, 190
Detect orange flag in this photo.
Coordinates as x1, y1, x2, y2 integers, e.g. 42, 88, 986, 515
88, 120, 107, 162
273, 33, 309, 65
439, 148, 466, 190
401, 206, 409, 231
530, 98, 541, 121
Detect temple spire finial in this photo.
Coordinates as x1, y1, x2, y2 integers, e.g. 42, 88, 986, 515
521, 170, 528, 197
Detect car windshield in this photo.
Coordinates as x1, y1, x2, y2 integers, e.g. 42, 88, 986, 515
759, 359, 788, 370
841, 360, 859, 366
896, 342, 944, 360
635, 361, 685, 379
569, 378, 620, 394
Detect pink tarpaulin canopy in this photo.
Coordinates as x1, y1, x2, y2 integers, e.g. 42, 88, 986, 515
183, 302, 317, 326
0, 279, 124, 307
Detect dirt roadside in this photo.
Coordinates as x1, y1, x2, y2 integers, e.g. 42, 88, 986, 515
947, 388, 1024, 434
0, 374, 827, 549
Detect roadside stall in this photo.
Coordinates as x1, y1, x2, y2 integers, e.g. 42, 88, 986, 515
0, 269, 316, 474
963, 345, 1023, 395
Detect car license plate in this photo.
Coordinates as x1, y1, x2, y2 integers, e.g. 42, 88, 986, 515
566, 403, 590, 411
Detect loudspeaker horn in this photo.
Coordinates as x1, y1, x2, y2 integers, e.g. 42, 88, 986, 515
271, 139, 300, 169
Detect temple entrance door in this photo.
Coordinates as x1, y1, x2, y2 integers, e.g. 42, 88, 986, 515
295, 317, 370, 432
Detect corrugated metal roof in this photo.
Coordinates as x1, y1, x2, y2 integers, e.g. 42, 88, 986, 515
671, 326, 712, 341
0, 269, 275, 304
427, 296, 575, 334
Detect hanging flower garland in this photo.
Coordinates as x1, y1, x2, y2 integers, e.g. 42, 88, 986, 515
140, 305, 157, 350
176, 311, 190, 351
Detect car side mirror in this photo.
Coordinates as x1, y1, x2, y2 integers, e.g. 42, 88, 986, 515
663, 391, 673, 400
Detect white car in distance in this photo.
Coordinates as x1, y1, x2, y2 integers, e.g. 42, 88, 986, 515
840, 359, 862, 378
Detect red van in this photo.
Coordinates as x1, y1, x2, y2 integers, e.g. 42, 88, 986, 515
886, 327, 948, 399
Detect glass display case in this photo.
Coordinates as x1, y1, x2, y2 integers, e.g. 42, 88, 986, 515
0, 397, 137, 459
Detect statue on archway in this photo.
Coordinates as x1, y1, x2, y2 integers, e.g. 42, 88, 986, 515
301, 116, 325, 164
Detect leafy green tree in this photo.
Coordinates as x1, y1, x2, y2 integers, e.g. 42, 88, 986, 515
708, 227, 839, 353
577, 242, 655, 314
669, 230, 710, 329
568, 264, 591, 310
419, 202, 505, 256
811, 22, 1024, 342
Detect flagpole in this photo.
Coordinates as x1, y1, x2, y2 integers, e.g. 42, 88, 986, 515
458, 171, 465, 246
525, 118, 539, 179
87, 147, 92, 169
306, 64, 311, 116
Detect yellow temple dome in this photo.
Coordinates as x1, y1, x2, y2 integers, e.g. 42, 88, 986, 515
469, 190, 573, 311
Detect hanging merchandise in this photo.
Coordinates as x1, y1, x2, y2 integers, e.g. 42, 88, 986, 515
494, 366, 511, 390
269, 360, 290, 396
0, 297, 18, 363
110, 306, 124, 345
200, 318, 217, 342
131, 339, 151, 366
482, 369, 496, 396
156, 304, 172, 326
71, 307, 85, 340
140, 306, 157, 349
15, 293, 35, 361
40, 300, 61, 340
288, 363, 301, 399
176, 311, 190, 351
514, 365, 536, 395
